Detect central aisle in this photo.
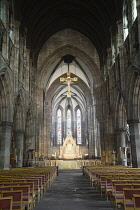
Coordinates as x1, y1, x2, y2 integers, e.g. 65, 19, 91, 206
35, 169, 114, 210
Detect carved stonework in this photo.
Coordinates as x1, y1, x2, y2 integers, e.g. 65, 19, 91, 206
59, 135, 80, 159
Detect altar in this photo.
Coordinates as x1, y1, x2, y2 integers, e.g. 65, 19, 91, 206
59, 135, 80, 159
47, 135, 94, 169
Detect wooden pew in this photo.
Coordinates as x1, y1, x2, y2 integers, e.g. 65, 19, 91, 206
121, 188, 140, 210
112, 184, 132, 208
133, 194, 140, 210
0, 190, 25, 210
12, 185, 32, 210
0, 196, 13, 210
0, 185, 32, 210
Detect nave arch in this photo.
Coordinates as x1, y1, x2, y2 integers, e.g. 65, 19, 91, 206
34, 29, 103, 158
126, 67, 140, 167
0, 67, 14, 169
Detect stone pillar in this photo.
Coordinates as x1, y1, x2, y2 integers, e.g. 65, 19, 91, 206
54, 121, 57, 146
117, 20, 124, 47
136, 0, 140, 41
63, 120, 66, 139
105, 134, 115, 164
81, 120, 86, 145
62, 121, 65, 143
128, 120, 140, 168
15, 130, 25, 167
73, 119, 76, 141
88, 105, 94, 158
0, 122, 13, 169
117, 129, 127, 166
71, 114, 74, 137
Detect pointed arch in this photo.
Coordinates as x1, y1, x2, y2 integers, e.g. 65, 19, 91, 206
25, 106, 35, 151
115, 94, 127, 129
13, 91, 26, 131
127, 66, 140, 121
0, 67, 14, 122
133, 75, 140, 120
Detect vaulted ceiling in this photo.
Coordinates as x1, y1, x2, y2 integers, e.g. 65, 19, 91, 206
15, 0, 123, 63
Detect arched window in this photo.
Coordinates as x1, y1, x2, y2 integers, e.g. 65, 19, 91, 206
132, 0, 137, 23
123, 1, 128, 41
0, 0, 5, 24
57, 109, 62, 145
67, 109, 71, 135
77, 109, 81, 144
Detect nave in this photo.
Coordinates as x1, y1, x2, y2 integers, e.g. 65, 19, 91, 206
35, 169, 113, 210
1, 165, 140, 209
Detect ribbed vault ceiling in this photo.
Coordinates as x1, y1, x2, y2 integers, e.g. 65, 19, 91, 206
15, 0, 122, 63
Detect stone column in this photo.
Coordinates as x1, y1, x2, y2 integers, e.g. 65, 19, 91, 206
54, 121, 57, 146
62, 121, 65, 143
136, 0, 140, 41
81, 121, 86, 145
0, 122, 13, 169
128, 120, 140, 168
73, 119, 76, 141
88, 106, 94, 158
15, 130, 25, 167
105, 134, 115, 164
117, 129, 127, 166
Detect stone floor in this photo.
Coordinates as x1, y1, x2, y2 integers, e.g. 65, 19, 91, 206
34, 170, 114, 210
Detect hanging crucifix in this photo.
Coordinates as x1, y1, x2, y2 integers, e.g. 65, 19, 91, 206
60, 63, 78, 97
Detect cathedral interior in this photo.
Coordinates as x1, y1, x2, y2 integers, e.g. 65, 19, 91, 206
0, 0, 140, 171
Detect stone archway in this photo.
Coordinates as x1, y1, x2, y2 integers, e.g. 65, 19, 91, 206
0, 68, 13, 169
13, 92, 26, 167
127, 72, 140, 167
115, 94, 127, 166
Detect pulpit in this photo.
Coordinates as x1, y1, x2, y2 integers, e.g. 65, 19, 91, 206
59, 135, 80, 159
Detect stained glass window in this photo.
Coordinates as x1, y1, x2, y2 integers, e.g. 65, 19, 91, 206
132, 0, 137, 23
67, 109, 71, 135
57, 109, 62, 144
77, 109, 81, 144
123, 2, 128, 40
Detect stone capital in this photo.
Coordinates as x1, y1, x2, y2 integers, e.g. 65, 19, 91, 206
137, 0, 140, 7
0, 121, 13, 127
14, 20, 20, 27
14, 129, 25, 134
117, 19, 123, 25
127, 119, 140, 124
115, 128, 126, 132
24, 135, 33, 139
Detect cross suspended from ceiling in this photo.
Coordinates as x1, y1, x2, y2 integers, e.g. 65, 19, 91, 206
60, 62, 78, 97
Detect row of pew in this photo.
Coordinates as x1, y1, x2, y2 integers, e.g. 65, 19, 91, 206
0, 166, 57, 210
84, 165, 140, 210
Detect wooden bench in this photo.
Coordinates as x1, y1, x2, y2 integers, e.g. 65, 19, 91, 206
0, 190, 25, 210
121, 188, 140, 210
133, 194, 140, 210
112, 184, 132, 208
0, 196, 13, 210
